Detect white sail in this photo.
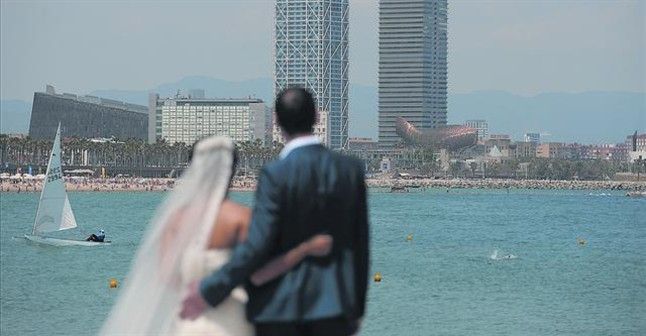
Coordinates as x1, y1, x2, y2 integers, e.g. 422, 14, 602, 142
61, 195, 78, 230
32, 124, 78, 235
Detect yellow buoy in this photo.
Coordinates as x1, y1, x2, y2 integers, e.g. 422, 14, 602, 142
406, 234, 413, 242
373, 272, 382, 282
109, 278, 119, 288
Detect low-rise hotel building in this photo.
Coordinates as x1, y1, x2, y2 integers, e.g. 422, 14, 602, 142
149, 93, 268, 145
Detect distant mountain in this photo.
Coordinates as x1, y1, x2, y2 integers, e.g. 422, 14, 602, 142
448, 90, 645, 144
0, 99, 31, 134
2, 76, 643, 143
90, 76, 273, 106
344, 87, 645, 143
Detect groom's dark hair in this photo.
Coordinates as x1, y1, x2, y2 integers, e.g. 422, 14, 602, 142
275, 87, 316, 136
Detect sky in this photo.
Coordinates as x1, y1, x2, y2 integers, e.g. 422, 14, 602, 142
1, 0, 644, 102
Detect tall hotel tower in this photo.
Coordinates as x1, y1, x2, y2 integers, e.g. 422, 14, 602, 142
274, 0, 349, 149
378, 0, 448, 147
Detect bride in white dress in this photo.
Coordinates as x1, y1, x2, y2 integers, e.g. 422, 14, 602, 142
100, 136, 331, 335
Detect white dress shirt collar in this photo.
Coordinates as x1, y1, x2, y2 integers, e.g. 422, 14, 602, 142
279, 135, 321, 159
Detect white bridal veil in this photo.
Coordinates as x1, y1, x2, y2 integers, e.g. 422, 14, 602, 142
100, 136, 233, 335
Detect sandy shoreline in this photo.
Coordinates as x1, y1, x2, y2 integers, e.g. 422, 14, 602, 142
0, 179, 175, 193
2, 177, 645, 193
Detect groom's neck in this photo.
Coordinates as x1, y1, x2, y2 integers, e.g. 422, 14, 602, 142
284, 132, 313, 143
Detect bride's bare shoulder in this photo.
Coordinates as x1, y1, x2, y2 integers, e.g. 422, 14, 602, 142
219, 200, 251, 220
209, 199, 250, 248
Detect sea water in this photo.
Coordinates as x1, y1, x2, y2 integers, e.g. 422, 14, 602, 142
1, 189, 644, 335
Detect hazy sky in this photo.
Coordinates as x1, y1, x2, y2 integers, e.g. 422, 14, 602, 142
1, 0, 644, 101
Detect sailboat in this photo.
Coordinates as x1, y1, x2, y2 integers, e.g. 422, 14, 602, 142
24, 123, 110, 246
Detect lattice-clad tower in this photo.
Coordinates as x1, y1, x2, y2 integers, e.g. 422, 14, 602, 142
378, 0, 448, 148
274, 0, 349, 149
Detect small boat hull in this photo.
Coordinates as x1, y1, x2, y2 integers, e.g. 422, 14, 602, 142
390, 186, 408, 193
23, 234, 111, 247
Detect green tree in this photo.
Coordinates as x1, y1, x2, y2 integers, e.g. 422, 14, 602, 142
449, 160, 464, 178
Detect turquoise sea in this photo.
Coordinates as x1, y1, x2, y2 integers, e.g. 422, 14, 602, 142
1, 189, 645, 335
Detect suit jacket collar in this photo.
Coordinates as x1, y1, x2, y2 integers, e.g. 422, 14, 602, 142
279, 135, 321, 160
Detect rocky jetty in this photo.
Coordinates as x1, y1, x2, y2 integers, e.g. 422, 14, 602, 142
366, 178, 646, 191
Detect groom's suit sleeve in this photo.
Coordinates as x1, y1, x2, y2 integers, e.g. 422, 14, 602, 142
354, 165, 369, 318
200, 167, 281, 307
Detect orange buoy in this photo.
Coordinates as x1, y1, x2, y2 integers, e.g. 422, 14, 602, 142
109, 278, 119, 288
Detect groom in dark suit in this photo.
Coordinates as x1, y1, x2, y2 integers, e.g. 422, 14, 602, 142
180, 87, 370, 336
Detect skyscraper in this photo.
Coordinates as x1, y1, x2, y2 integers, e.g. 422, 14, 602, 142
274, 0, 349, 149
378, 0, 448, 147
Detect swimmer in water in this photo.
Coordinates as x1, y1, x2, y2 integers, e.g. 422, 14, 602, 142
490, 250, 517, 260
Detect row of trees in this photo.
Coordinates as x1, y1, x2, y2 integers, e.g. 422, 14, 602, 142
236, 139, 283, 174
1, 134, 641, 180
343, 144, 638, 181
523, 158, 619, 180
0, 135, 193, 168
0, 135, 282, 175
448, 158, 634, 180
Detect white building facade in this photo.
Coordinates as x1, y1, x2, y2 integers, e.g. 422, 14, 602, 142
149, 94, 267, 145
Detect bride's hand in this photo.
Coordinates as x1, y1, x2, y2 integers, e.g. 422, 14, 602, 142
303, 234, 333, 257
179, 280, 208, 320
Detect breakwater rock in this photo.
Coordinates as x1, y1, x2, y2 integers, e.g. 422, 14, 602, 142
366, 178, 646, 191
